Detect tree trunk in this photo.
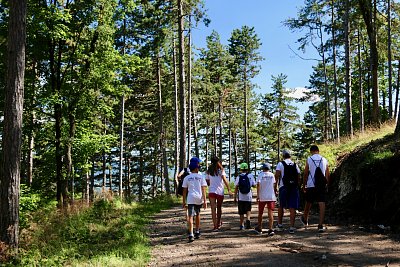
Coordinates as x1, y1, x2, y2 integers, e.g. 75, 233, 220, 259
233, 130, 238, 178
156, 54, 170, 193
0, 0, 27, 249
187, 15, 192, 163
192, 100, 200, 157
139, 147, 144, 201
331, 0, 340, 143
108, 156, 112, 193
394, 60, 400, 121
358, 26, 365, 133
172, 38, 179, 193
345, 0, 354, 137
127, 157, 131, 198
119, 95, 125, 199
358, 0, 380, 126
178, 0, 187, 169
243, 69, 249, 164
205, 123, 209, 166
387, 0, 393, 118
90, 160, 95, 202
102, 151, 106, 196
218, 95, 223, 160
228, 116, 232, 182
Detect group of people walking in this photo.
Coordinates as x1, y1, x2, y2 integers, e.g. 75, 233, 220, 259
178, 145, 330, 242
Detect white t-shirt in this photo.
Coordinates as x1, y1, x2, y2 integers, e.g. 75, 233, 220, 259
306, 154, 328, 188
257, 171, 276, 202
206, 169, 227, 196
234, 173, 256, 202
182, 172, 207, 205
275, 159, 301, 188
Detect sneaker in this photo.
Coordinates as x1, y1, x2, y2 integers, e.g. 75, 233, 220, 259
300, 216, 308, 227
289, 227, 296, 234
318, 224, 325, 233
267, 229, 275, 236
275, 224, 284, 232
194, 230, 201, 239
218, 221, 223, 229
188, 235, 194, 242
212, 227, 219, 232
239, 225, 244, 230
246, 220, 251, 229
254, 227, 262, 234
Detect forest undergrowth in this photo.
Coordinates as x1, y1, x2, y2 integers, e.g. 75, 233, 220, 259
4, 195, 179, 267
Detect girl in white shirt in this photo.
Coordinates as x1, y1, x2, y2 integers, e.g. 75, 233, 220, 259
206, 156, 232, 231
256, 163, 276, 236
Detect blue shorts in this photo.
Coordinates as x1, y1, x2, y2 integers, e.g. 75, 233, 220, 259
187, 204, 202, 217
279, 186, 300, 209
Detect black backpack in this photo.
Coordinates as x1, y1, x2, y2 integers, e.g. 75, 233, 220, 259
281, 161, 298, 189
310, 157, 327, 190
177, 168, 190, 196
238, 173, 251, 194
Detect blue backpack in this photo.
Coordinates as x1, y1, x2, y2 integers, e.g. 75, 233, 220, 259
238, 173, 251, 194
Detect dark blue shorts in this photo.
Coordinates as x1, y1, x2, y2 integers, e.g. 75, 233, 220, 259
279, 186, 300, 209
187, 204, 202, 217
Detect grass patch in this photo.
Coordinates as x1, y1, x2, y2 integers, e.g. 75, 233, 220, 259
13, 195, 179, 267
318, 121, 395, 169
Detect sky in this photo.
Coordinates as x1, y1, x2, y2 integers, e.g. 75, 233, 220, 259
191, 0, 320, 116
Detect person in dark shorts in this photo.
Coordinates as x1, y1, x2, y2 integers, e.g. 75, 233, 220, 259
234, 163, 256, 230
301, 145, 330, 233
182, 157, 207, 242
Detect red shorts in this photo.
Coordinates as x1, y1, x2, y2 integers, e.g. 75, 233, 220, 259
208, 192, 224, 201
258, 201, 275, 216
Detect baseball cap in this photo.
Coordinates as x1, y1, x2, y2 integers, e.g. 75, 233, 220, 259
240, 162, 248, 170
189, 162, 199, 171
189, 157, 202, 164
261, 163, 271, 170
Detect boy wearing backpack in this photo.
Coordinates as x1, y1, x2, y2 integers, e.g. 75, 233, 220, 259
182, 157, 208, 242
301, 145, 330, 233
275, 150, 301, 234
256, 163, 276, 236
234, 162, 256, 230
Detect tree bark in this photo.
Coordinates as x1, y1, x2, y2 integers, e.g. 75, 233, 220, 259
331, 0, 340, 143
358, 26, 365, 133
178, 0, 187, 169
0, 0, 27, 249
187, 15, 192, 162
345, 0, 354, 137
394, 60, 400, 121
358, 0, 380, 126
387, 0, 393, 118
172, 38, 179, 193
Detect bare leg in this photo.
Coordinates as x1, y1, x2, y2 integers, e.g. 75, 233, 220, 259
209, 197, 217, 228
289, 208, 296, 227
318, 202, 325, 225
303, 202, 312, 222
188, 216, 194, 236
240, 214, 245, 226
278, 207, 284, 225
216, 198, 223, 227
195, 213, 201, 232
258, 203, 263, 230
268, 208, 274, 230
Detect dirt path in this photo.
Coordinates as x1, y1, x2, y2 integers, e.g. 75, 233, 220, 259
148, 199, 400, 267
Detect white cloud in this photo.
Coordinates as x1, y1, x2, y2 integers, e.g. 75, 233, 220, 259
286, 87, 320, 102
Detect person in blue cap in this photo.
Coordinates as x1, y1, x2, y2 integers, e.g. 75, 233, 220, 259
182, 157, 207, 242
256, 162, 276, 236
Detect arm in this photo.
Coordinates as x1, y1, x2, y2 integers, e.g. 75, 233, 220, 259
221, 175, 232, 195
202, 186, 207, 209
256, 183, 260, 202
234, 185, 238, 203
182, 187, 188, 208
303, 161, 309, 192
274, 170, 281, 194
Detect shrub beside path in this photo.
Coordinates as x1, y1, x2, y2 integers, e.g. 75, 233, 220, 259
148, 199, 400, 266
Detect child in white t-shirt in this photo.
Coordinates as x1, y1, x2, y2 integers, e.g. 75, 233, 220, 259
256, 163, 276, 236
182, 157, 207, 242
